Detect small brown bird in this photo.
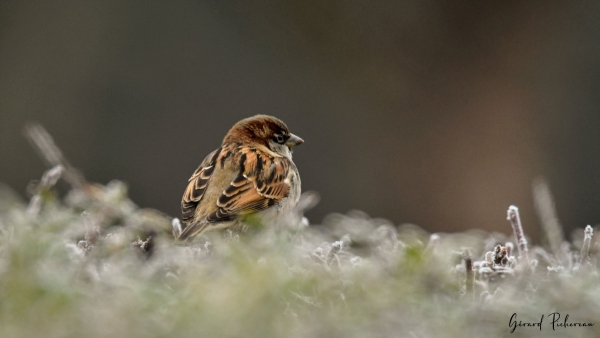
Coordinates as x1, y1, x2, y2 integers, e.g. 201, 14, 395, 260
178, 115, 303, 241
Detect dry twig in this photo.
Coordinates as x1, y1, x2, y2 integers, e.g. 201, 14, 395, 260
507, 206, 529, 264
580, 225, 593, 264
532, 178, 564, 254
27, 165, 64, 216
24, 123, 86, 189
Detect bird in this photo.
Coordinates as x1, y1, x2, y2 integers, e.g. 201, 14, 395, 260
178, 115, 304, 241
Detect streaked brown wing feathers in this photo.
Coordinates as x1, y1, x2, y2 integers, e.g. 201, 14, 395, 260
207, 147, 291, 223
181, 148, 220, 223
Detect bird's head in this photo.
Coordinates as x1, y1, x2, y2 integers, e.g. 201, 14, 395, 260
224, 115, 304, 158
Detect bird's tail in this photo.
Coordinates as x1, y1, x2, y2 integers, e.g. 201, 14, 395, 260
177, 219, 210, 242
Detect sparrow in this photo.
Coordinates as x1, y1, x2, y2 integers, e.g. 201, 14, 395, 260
178, 115, 304, 241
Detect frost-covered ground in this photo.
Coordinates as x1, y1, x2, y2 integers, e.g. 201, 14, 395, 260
0, 126, 598, 338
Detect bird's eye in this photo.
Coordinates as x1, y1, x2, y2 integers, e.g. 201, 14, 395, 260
275, 134, 285, 144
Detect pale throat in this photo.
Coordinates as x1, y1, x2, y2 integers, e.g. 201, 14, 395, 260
268, 140, 293, 159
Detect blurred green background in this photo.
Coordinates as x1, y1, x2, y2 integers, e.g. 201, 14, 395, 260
1, 0, 600, 241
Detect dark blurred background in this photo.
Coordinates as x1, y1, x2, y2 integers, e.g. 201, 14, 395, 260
2, 1, 600, 242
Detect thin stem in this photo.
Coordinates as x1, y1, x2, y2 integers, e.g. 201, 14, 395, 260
27, 165, 64, 216
24, 123, 86, 189
507, 206, 529, 264
580, 225, 593, 263
463, 250, 474, 296
532, 178, 564, 254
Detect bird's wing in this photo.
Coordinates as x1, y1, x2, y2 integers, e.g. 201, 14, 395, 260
207, 147, 291, 223
181, 147, 221, 224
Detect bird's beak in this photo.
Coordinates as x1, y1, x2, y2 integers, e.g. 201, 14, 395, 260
286, 133, 304, 148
